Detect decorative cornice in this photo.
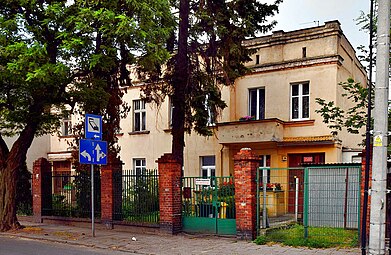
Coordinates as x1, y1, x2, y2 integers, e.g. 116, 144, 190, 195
249, 55, 343, 75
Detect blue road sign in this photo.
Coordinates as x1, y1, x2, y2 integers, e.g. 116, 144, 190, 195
79, 139, 107, 165
85, 114, 102, 140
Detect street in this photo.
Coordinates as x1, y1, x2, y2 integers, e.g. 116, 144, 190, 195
0, 236, 133, 255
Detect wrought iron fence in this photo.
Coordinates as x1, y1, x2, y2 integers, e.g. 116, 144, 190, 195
256, 165, 361, 247
113, 169, 159, 225
42, 170, 101, 218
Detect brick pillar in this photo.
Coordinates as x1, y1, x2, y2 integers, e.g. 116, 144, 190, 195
32, 158, 51, 223
234, 148, 259, 240
101, 155, 123, 229
157, 154, 182, 234
361, 149, 372, 241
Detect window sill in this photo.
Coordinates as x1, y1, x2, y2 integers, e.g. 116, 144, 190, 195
128, 131, 150, 135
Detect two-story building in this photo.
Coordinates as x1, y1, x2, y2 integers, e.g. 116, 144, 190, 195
48, 20, 367, 182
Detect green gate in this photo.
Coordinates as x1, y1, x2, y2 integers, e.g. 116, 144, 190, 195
182, 176, 236, 235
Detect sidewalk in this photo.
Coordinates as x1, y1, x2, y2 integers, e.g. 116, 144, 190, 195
1, 221, 361, 255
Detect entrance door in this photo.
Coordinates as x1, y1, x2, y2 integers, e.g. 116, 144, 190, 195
288, 153, 325, 215
182, 176, 236, 235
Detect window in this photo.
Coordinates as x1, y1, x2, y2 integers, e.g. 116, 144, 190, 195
255, 55, 260, 65
169, 98, 174, 127
249, 88, 265, 120
302, 47, 307, 58
61, 115, 72, 136
133, 100, 146, 131
291, 82, 309, 120
133, 158, 146, 174
205, 94, 215, 126
259, 155, 271, 184
201, 156, 215, 178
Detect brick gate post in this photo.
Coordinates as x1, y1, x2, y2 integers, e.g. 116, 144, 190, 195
101, 155, 123, 229
234, 148, 259, 240
157, 154, 182, 234
32, 158, 51, 223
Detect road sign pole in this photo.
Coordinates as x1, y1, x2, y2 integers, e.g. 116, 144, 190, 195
91, 164, 95, 237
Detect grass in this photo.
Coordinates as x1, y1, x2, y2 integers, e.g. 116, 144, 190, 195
254, 224, 359, 248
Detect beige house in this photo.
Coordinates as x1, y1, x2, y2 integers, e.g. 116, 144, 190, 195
48, 21, 367, 180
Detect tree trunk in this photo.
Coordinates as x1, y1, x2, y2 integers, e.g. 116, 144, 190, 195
0, 163, 19, 231
0, 124, 37, 231
171, 0, 189, 166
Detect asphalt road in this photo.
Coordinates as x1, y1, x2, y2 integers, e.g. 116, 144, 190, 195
0, 236, 134, 255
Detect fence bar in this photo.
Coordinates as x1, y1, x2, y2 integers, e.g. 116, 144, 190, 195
256, 169, 260, 236
262, 169, 267, 228
295, 176, 299, 222
304, 167, 309, 239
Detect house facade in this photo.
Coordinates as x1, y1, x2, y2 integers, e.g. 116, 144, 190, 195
48, 21, 367, 180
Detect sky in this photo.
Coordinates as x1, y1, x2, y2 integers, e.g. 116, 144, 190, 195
264, 0, 370, 50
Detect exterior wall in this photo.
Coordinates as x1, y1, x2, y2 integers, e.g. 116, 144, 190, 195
4, 135, 50, 172
47, 20, 367, 176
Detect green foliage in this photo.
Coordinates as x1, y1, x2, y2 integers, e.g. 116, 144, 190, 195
16, 163, 32, 216
73, 169, 101, 218
122, 171, 159, 220
254, 224, 358, 248
315, 78, 369, 139
143, 0, 282, 137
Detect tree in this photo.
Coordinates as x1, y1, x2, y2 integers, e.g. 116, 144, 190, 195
143, 0, 282, 163
0, 0, 173, 231
315, 78, 370, 139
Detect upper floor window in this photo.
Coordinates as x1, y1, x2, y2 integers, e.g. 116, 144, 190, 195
61, 115, 72, 136
249, 87, 265, 120
201, 156, 215, 178
205, 94, 215, 126
133, 100, 146, 131
291, 82, 309, 120
169, 98, 174, 128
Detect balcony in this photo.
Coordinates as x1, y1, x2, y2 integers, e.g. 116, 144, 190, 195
216, 118, 284, 144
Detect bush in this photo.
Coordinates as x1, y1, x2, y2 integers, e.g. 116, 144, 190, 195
16, 163, 32, 216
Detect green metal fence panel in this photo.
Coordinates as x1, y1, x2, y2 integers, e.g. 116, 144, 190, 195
113, 169, 159, 225
182, 176, 236, 235
256, 166, 361, 247
42, 170, 101, 218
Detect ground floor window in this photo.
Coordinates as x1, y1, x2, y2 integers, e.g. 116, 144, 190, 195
201, 156, 215, 178
133, 158, 146, 174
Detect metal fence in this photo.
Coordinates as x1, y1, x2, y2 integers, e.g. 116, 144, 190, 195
256, 165, 361, 246
42, 170, 101, 218
113, 169, 159, 225
181, 176, 236, 235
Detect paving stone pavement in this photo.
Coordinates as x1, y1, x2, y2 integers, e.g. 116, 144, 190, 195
0, 221, 361, 255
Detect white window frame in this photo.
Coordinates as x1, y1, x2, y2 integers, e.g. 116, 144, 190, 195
260, 155, 271, 184
290, 82, 310, 120
61, 115, 72, 136
205, 94, 215, 126
169, 98, 174, 127
133, 100, 146, 131
201, 156, 216, 178
249, 87, 265, 120
133, 158, 146, 173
